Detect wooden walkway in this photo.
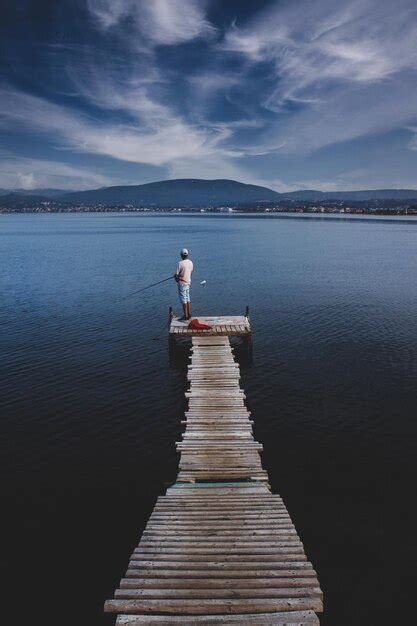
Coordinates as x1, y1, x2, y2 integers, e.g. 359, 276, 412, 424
105, 336, 323, 624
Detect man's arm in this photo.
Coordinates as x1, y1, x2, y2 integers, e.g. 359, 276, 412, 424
174, 263, 180, 282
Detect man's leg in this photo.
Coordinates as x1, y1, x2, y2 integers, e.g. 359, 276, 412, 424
185, 285, 191, 319
178, 284, 188, 320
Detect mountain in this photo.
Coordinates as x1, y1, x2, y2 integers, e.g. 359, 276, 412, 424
2, 180, 417, 208
14, 188, 71, 198
59, 179, 280, 206
0, 188, 74, 198
281, 189, 417, 201
0, 193, 49, 207
60, 180, 417, 205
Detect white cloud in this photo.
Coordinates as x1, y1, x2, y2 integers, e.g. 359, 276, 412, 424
220, 0, 417, 154
223, 0, 417, 91
87, 0, 129, 29
408, 127, 417, 150
17, 172, 37, 190
141, 0, 216, 45
167, 155, 294, 192
188, 71, 240, 100
0, 153, 114, 190
292, 173, 417, 192
264, 72, 417, 154
2, 0, 417, 191
87, 0, 215, 45
0, 87, 226, 166
168, 154, 248, 182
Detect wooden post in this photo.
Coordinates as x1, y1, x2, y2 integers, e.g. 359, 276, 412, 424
168, 306, 175, 354
244, 306, 252, 359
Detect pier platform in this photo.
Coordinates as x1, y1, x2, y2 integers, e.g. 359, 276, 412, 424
169, 312, 251, 337
105, 335, 322, 624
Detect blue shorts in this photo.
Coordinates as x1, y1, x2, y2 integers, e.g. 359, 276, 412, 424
178, 282, 191, 304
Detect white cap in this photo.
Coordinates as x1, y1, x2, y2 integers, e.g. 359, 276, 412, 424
181, 248, 189, 256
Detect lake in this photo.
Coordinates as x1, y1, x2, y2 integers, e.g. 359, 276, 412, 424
1, 212, 416, 625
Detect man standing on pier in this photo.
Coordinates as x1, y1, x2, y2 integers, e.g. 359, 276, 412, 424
174, 248, 193, 321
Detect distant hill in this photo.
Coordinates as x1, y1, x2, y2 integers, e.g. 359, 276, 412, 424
2, 180, 417, 208
60, 180, 417, 205
282, 189, 417, 201
0, 188, 70, 198
0, 193, 49, 207
59, 179, 280, 206
15, 188, 70, 198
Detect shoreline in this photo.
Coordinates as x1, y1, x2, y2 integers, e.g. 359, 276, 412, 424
2, 209, 417, 223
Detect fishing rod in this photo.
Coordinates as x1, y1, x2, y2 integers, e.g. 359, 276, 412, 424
122, 276, 207, 301
121, 276, 174, 299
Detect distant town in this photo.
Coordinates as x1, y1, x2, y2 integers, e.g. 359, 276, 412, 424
2, 179, 417, 215
1, 198, 417, 216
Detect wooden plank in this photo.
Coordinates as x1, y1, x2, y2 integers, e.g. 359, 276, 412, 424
157, 494, 283, 500
147, 515, 292, 522
151, 499, 286, 506
128, 560, 310, 569
152, 501, 285, 507
115, 588, 322, 600
158, 494, 283, 499
105, 597, 323, 614
141, 529, 299, 537
125, 568, 317, 579
119, 578, 317, 590
115, 610, 319, 624
134, 534, 302, 544
165, 486, 270, 493
165, 488, 271, 495
133, 542, 305, 562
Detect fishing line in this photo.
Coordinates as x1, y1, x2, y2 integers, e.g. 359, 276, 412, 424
120, 276, 173, 300
121, 276, 207, 301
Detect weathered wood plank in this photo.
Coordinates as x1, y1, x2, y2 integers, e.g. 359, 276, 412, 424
115, 610, 320, 624
119, 577, 317, 589
138, 540, 301, 548
105, 597, 323, 614
115, 587, 323, 599
141, 530, 299, 539
132, 548, 306, 557
128, 560, 311, 570
125, 568, 317, 579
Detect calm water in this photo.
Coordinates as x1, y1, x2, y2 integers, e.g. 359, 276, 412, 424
1, 212, 416, 625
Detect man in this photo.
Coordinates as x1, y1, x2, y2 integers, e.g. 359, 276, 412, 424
174, 248, 193, 320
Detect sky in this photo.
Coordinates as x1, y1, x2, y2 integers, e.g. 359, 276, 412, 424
1, 0, 417, 191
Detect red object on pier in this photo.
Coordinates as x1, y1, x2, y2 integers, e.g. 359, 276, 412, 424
188, 318, 212, 330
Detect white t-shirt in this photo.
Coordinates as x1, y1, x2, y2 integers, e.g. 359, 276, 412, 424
176, 259, 193, 284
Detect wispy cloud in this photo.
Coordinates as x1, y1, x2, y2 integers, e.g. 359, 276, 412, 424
223, 0, 417, 89
218, 0, 417, 158
408, 127, 417, 150
1, 0, 417, 190
0, 86, 222, 166
87, 0, 216, 45
0, 153, 113, 190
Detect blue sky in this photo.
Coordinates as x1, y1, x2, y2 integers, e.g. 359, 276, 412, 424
1, 0, 417, 191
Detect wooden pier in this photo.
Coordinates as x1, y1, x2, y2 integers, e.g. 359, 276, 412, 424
105, 324, 323, 624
